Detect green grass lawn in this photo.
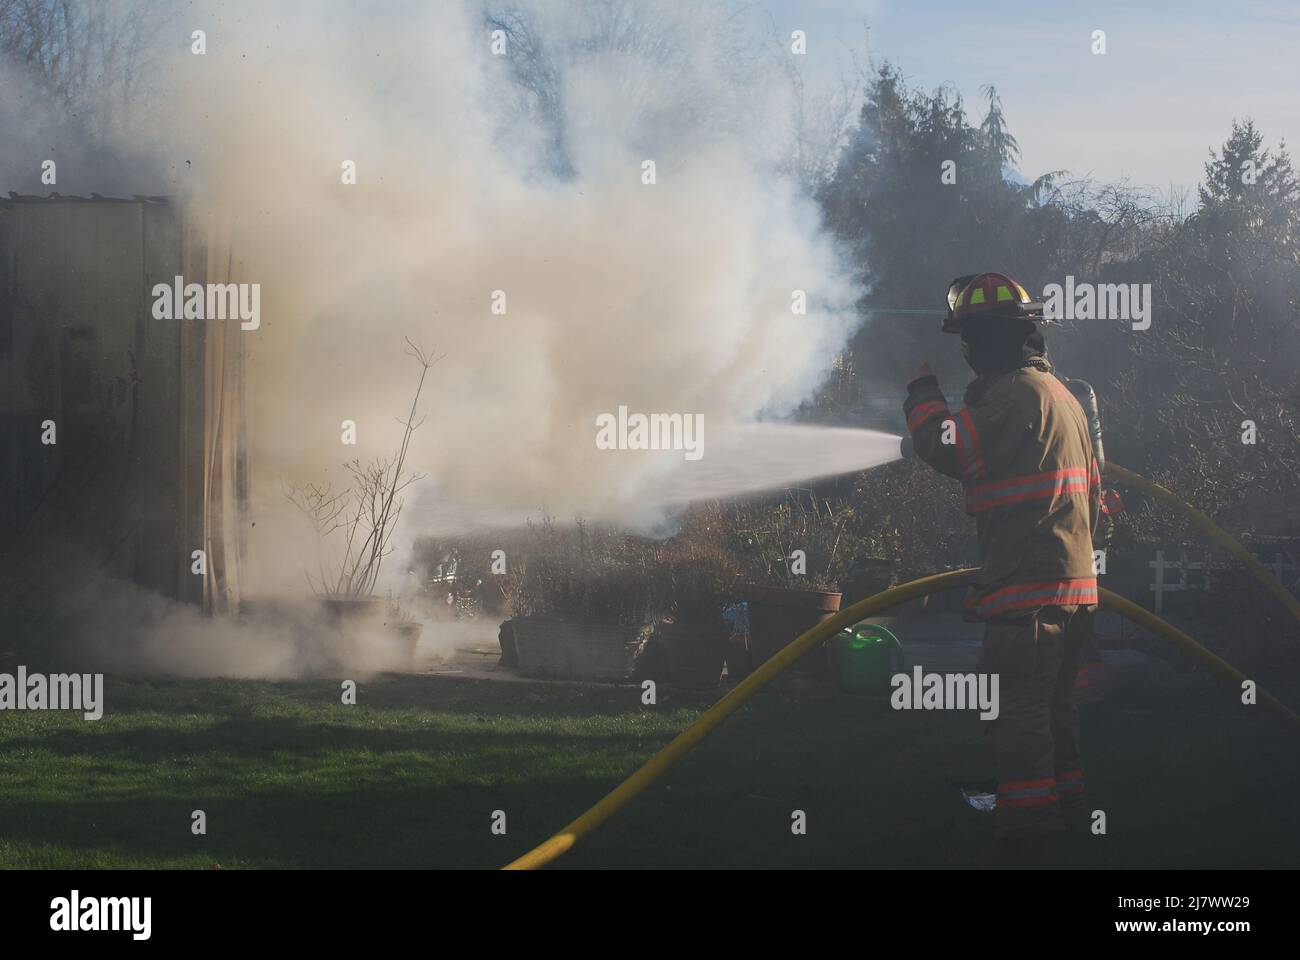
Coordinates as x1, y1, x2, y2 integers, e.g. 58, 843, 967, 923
0, 670, 1296, 868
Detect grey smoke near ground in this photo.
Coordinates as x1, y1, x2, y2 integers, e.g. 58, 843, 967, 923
57, 576, 501, 680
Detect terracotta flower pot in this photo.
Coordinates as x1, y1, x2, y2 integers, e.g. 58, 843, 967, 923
743, 584, 842, 677
657, 621, 729, 690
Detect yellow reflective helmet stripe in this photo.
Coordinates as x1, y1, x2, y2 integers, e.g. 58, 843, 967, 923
996, 285, 1014, 302
969, 287, 986, 305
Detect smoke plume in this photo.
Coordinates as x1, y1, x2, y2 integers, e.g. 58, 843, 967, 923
7, 1, 869, 674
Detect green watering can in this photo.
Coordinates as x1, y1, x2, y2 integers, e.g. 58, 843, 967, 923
831, 623, 903, 694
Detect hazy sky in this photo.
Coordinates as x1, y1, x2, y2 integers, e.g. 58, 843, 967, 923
759, 0, 1298, 199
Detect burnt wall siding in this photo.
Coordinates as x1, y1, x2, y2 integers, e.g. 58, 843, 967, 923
0, 198, 204, 644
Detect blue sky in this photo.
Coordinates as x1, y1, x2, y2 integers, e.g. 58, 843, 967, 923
758, 0, 1298, 198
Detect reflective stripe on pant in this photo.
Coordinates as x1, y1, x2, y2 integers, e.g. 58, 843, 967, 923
1057, 768, 1085, 799
979, 604, 1090, 838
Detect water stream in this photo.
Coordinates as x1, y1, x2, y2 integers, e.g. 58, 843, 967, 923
403, 423, 902, 537
652, 423, 902, 506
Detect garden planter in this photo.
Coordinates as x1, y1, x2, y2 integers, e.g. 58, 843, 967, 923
510, 616, 640, 683
322, 597, 385, 622
320, 597, 421, 669
386, 619, 423, 666
321, 597, 383, 667
744, 584, 842, 677
657, 621, 729, 690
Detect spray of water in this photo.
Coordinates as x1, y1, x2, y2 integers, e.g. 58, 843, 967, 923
404, 425, 902, 536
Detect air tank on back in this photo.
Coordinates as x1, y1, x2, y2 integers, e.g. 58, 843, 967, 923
1064, 378, 1105, 471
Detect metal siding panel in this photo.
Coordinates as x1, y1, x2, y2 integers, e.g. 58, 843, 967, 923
0, 199, 227, 649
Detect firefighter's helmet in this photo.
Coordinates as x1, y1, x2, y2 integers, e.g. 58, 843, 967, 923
943, 272, 1044, 333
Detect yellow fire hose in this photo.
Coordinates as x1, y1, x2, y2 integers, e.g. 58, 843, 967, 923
504, 465, 1300, 870
1100, 589, 1297, 723
504, 568, 1300, 870
1105, 462, 1300, 627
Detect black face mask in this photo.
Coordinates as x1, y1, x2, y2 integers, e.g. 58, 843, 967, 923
960, 319, 1045, 375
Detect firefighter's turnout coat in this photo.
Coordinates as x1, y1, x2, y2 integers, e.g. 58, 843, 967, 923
903, 357, 1101, 620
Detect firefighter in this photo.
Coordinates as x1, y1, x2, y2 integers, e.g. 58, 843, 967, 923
902, 272, 1102, 842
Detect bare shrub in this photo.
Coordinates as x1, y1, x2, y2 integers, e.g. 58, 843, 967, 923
286, 340, 441, 599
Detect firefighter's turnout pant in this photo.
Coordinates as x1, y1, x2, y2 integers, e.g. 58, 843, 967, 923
978, 604, 1095, 839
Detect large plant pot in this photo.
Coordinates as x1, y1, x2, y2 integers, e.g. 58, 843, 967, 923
744, 585, 842, 677
387, 619, 423, 667
510, 616, 640, 683
322, 597, 385, 622
320, 597, 420, 670
320, 597, 381, 668
657, 621, 729, 690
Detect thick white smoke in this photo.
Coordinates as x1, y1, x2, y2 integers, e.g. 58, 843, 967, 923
70, 0, 863, 588
6, 2, 871, 679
